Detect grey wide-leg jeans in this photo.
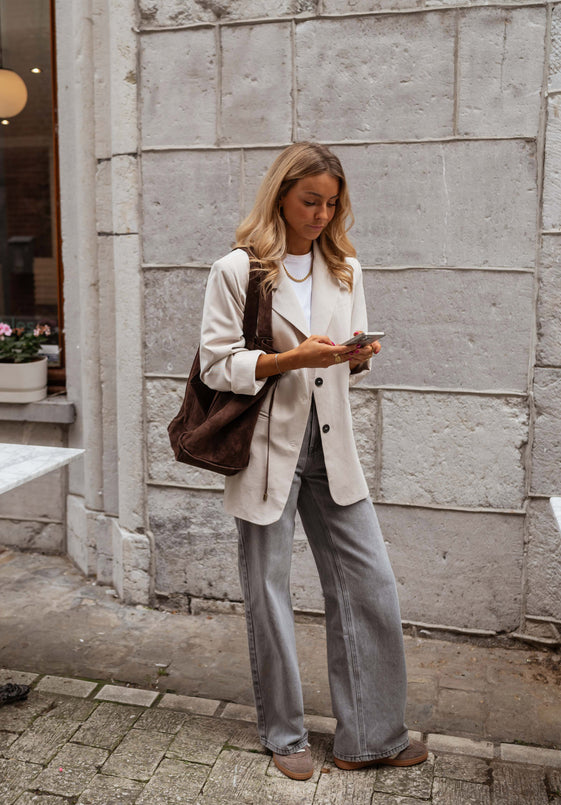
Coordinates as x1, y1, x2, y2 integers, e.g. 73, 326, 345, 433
235, 401, 409, 762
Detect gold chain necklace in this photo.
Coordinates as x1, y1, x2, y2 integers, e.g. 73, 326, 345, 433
282, 250, 314, 283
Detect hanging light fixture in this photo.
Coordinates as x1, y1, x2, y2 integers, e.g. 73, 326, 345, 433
0, 5, 28, 118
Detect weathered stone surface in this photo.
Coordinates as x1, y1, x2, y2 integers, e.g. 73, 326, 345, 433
0, 758, 42, 803
362, 268, 534, 392
221, 24, 291, 145
6, 716, 81, 765
537, 235, 561, 366
531, 369, 561, 496
0, 693, 55, 734
135, 707, 187, 733
297, 14, 455, 142
0, 520, 64, 554
72, 702, 143, 750
525, 499, 561, 621
199, 748, 271, 803
500, 743, 561, 768
144, 268, 207, 375
76, 773, 145, 804
148, 487, 240, 598
433, 689, 487, 738
112, 155, 139, 235
33, 743, 109, 796
142, 150, 241, 265
432, 777, 491, 804
159, 693, 220, 717
433, 753, 490, 783
379, 392, 528, 509
549, 769, 561, 795
112, 521, 151, 605
100, 727, 172, 780
333, 140, 537, 269
138, 0, 316, 27
551, 4, 561, 91
491, 761, 548, 805
315, 765, 378, 805
95, 159, 112, 233
35, 676, 97, 698
95, 685, 157, 708
241, 148, 283, 217
166, 714, 234, 765
428, 734, 493, 760
349, 388, 378, 492
136, 757, 210, 804
145, 378, 224, 489
457, 8, 545, 137
375, 504, 524, 631
141, 29, 216, 147
374, 753, 434, 798
543, 96, 561, 231
14, 795, 69, 805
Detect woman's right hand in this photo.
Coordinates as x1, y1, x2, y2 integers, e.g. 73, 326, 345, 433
288, 335, 353, 369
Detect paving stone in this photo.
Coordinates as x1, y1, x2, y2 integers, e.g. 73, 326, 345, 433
370, 796, 427, 805
427, 734, 494, 759
100, 727, 173, 781
94, 684, 159, 707
75, 773, 145, 804
71, 702, 143, 750
42, 697, 99, 723
500, 743, 561, 769
158, 693, 220, 717
134, 707, 187, 734
32, 743, 109, 796
0, 731, 18, 755
13, 795, 69, 805
35, 676, 98, 698
199, 748, 272, 803
223, 720, 266, 754
134, 757, 209, 804
166, 714, 235, 765
0, 670, 38, 686
220, 703, 257, 723
432, 776, 491, 804
434, 753, 490, 783
374, 753, 435, 798
5, 715, 81, 765
0, 694, 56, 734
491, 761, 548, 805
0, 758, 43, 805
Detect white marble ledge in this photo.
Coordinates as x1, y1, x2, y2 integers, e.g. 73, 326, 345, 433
551, 498, 561, 536
0, 443, 85, 496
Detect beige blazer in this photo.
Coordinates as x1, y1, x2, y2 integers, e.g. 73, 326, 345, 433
199, 242, 372, 525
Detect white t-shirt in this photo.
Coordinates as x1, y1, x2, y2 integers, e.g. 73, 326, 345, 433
283, 251, 313, 331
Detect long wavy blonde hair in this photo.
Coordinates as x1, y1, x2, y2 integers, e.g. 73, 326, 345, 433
235, 142, 356, 292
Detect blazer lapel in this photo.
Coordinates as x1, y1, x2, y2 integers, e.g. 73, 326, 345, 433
310, 242, 342, 336
271, 261, 310, 338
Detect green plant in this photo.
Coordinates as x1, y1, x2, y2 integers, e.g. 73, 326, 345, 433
0, 323, 51, 363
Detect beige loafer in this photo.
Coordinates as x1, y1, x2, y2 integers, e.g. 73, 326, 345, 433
334, 739, 428, 770
273, 745, 314, 780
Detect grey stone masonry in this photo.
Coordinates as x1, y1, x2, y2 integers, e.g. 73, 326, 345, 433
1, 668, 561, 804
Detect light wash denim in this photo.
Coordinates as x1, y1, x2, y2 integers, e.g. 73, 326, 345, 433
235, 400, 409, 761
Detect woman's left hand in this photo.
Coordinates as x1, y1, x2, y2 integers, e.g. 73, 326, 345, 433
347, 332, 381, 370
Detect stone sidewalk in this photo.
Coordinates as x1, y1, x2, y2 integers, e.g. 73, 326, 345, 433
1, 667, 561, 805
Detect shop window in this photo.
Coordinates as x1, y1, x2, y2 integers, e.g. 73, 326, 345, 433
0, 0, 64, 391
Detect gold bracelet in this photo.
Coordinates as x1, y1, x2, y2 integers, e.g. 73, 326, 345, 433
275, 353, 284, 374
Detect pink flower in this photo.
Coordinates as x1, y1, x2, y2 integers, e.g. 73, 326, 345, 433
33, 325, 51, 337
0, 323, 12, 337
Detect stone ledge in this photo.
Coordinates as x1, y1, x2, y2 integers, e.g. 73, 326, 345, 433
0, 396, 76, 424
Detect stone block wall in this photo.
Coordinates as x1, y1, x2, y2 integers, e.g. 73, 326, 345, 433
50, 0, 561, 635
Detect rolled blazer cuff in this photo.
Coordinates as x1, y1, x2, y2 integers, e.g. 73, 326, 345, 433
231, 349, 267, 395
349, 359, 371, 386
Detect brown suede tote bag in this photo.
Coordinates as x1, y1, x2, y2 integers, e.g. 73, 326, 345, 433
167, 255, 278, 476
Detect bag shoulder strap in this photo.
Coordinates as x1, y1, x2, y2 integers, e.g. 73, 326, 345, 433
240, 249, 274, 350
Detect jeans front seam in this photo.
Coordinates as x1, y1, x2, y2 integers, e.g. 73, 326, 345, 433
307, 486, 368, 756
238, 531, 268, 743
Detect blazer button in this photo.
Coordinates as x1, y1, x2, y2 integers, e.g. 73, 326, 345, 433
322, 424, 330, 433
315, 377, 323, 387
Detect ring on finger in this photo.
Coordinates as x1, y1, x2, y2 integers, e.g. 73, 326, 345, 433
334, 354, 342, 364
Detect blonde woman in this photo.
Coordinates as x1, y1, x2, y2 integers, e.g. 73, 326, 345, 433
199, 142, 427, 780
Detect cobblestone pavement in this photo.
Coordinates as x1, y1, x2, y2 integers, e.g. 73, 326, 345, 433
1, 668, 561, 805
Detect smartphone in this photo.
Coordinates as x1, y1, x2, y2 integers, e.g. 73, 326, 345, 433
342, 332, 385, 347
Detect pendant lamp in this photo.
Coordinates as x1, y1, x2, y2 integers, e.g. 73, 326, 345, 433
0, 8, 27, 118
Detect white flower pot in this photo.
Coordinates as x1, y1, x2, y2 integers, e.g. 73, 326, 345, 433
0, 357, 48, 402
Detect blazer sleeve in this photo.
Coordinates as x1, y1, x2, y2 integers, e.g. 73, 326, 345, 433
348, 258, 372, 387
199, 251, 268, 396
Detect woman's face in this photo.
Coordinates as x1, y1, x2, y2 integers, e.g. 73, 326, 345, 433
280, 172, 340, 254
